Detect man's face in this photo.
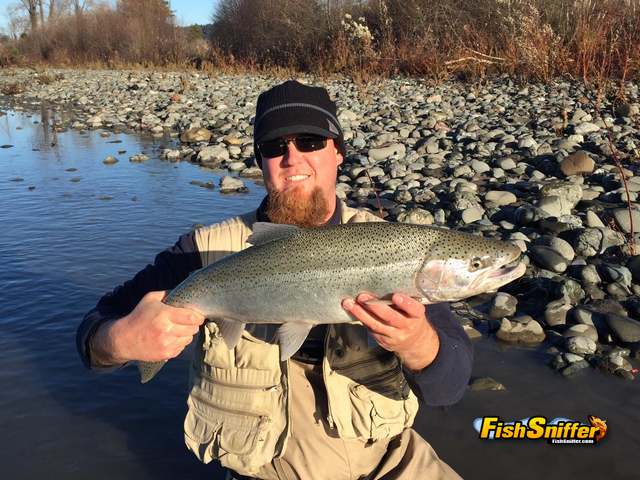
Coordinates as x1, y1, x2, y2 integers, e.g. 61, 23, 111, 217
260, 136, 343, 226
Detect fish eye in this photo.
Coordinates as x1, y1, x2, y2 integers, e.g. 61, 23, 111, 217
470, 257, 483, 271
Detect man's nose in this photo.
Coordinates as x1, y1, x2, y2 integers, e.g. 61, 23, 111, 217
282, 140, 304, 165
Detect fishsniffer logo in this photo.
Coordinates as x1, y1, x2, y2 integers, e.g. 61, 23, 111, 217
474, 415, 607, 445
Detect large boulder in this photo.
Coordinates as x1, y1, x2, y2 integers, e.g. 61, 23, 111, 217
560, 150, 595, 176
180, 127, 212, 143
197, 145, 230, 166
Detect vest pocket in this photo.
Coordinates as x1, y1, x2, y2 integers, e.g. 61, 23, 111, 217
218, 411, 266, 456
348, 378, 406, 440
184, 399, 268, 462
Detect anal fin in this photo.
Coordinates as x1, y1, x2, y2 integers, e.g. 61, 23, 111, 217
276, 323, 313, 361
138, 360, 166, 383
216, 318, 246, 349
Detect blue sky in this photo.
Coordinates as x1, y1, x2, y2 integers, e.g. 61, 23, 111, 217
0, 0, 219, 32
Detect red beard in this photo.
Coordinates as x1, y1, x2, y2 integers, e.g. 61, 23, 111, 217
266, 186, 331, 227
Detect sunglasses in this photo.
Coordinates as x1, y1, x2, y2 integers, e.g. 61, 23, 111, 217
258, 135, 327, 158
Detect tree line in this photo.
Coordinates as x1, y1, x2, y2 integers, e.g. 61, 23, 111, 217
2, 0, 640, 83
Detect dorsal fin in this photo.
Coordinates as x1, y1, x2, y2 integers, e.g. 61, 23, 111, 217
247, 222, 300, 246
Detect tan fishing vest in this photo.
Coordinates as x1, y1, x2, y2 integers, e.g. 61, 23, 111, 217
183, 202, 420, 476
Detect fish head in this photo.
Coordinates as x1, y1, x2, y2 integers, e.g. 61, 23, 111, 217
415, 232, 526, 303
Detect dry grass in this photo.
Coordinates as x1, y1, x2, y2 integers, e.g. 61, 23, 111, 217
1, 82, 26, 95
3, 0, 640, 83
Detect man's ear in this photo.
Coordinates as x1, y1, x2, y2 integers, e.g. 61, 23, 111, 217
332, 139, 344, 166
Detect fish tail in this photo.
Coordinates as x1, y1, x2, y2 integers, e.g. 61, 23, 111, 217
137, 360, 167, 383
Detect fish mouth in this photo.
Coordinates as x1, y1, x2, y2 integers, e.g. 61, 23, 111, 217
489, 257, 526, 279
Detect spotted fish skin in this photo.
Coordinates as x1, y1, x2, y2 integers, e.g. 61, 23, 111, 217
138, 222, 525, 383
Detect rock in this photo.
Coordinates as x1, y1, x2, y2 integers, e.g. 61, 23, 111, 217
222, 134, 243, 146
189, 180, 214, 189
485, 190, 517, 206
102, 155, 118, 165
561, 359, 590, 376
612, 206, 640, 234
463, 324, 482, 340
180, 127, 212, 143
498, 158, 517, 170
469, 377, 506, 392
496, 318, 545, 344
566, 335, 597, 355
535, 236, 575, 262
227, 161, 246, 172
219, 176, 248, 193
529, 245, 569, 273
557, 278, 585, 304
461, 206, 484, 224
165, 149, 183, 160
585, 210, 605, 228
605, 314, 640, 343
580, 264, 602, 284
518, 136, 538, 150
239, 167, 263, 178
560, 150, 595, 176
471, 159, 491, 174
614, 102, 638, 118
129, 154, 149, 162
598, 263, 632, 288
564, 324, 598, 342
368, 144, 406, 161
197, 145, 230, 166
564, 228, 604, 257
545, 299, 571, 327
574, 122, 600, 135
628, 256, 640, 282
540, 182, 583, 210
397, 208, 434, 225
490, 292, 518, 319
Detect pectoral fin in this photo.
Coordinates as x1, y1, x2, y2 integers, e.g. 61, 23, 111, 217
216, 318, 246, 349
138, 360, 166, 384
276, 323, 313, 361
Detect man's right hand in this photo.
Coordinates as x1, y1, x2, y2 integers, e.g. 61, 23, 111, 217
91, 290, 206, 366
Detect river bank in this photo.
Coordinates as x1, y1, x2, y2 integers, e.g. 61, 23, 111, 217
2, 68, 640, 385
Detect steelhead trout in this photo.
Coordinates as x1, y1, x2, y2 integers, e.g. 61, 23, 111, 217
138, 221, 525, 382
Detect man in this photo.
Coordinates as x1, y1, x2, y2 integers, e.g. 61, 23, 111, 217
77, 80, 472, 479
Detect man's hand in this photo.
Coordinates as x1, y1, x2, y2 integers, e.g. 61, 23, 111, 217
342, 292, 440, 372
92, 291, 206, 365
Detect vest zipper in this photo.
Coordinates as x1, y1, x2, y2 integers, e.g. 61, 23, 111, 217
195, 367, 281, 391
191, 391, 266, 419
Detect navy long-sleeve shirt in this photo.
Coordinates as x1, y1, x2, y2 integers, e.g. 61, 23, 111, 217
76, 203, 473, 407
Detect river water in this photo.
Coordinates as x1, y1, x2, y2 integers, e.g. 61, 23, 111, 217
0, 108, 637, 480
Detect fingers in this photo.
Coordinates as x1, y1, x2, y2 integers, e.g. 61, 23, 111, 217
342, 296, 395, 337
358, 293, 411, 329
167, 323, 200, 337
390, 293, 427, 318
169, 308, 206, 326
144, 290, 168, 302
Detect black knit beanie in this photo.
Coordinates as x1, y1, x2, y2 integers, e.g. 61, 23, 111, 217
253, 80, 346, 168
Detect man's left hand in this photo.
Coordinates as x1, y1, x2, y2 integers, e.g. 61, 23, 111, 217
342, 292, 440, 372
